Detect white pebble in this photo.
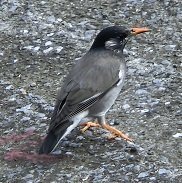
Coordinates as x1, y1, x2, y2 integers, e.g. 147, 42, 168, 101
172, 133, 182, 138
45, 41, 53, 46
56, 46, 63, 53
122, 104, 130, 110
43, 47, 53, 54
141, 109, 149, 114
6, 85, 13, 90
33, 46, 40, 51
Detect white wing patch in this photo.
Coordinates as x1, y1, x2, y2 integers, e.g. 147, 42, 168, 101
51, 110, 89, 153
117, 69, 124, 86
80, 93, 102, 104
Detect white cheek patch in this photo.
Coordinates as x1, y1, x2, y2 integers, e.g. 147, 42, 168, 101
105, 39, 118, 48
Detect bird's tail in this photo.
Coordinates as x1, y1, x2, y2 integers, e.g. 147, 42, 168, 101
39, 120, 73, 154
39, 131, 59, 154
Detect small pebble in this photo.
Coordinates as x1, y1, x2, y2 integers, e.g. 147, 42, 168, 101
16, 104, 32, 113
172, 133, 182, 138
6, 85, 13, 90
141, 109, 150, 114
76, 135, 85, 141
56, 46, 63, 53
138, 172, 149, 178
135, 89, 148, 96
45, 41, 52, 46
36, 113, 46, 118
122, 104, 130, 110
158, 168, 171, 175
24, 126, 36, 132
8, 96, 16, 101
19, 88, 27, 95
43, 47, 53, 54
22, 174, 33, 179
33, 46, 40, 52
52, 150, 62, 155
165, 101, 170, 105
30, 82, 36, 87
47, 33, 54, 37
65, 152, 73, 156
21, 116, 31, 122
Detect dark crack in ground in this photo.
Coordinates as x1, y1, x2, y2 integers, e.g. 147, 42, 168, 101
0, 0, 181, 182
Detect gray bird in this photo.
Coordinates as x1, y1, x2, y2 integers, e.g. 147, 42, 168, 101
39, 26, 150, 154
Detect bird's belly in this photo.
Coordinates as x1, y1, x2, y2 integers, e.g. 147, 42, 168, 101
88, 83, 123, 117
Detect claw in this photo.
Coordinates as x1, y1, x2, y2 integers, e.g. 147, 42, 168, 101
80, 122, 100, 133
80, 121, 133, 142
102, 123, 133, 142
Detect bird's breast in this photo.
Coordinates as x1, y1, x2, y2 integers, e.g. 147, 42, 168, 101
88, 82, 124, 117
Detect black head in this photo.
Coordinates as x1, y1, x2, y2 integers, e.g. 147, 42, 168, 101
90, 26, 150, 51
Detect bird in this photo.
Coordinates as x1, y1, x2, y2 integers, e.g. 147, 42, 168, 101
39, 26, 150, 154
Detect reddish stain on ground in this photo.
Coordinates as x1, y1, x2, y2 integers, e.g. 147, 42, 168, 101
4, 150, 60, 164
0, 130, 61, 163
0, 130, 35, 145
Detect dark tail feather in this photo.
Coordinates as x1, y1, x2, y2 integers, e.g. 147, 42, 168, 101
39, 131, 59, 154
39, 120, 73, 154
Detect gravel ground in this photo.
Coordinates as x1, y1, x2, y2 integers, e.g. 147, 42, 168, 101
0, 0, 181, 182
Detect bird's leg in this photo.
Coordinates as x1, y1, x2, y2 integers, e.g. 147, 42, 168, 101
98, 116, 133, 142
101, 123, 133, 141
80, 122, 101, 133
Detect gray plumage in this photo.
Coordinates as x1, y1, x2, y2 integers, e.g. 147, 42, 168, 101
39, 26, 149, 154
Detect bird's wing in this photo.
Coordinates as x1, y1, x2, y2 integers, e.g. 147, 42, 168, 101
49, 51, 125, 132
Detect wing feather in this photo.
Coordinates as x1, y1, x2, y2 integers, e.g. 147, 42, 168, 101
48, 50, 124, 131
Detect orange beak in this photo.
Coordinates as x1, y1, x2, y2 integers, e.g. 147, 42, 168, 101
131, 27, 150, 35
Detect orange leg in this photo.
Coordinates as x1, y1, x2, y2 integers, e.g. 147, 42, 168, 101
101, 123, 133, 142
80, 122, 101, 133
80, 121, 133, 142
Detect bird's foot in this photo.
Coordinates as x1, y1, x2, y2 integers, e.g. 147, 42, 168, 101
80, 122, 133, 142
80, 122, 101, 133
102, 123, 133, 142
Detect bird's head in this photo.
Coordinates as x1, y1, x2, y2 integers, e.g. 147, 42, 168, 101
90, 26, 150, 51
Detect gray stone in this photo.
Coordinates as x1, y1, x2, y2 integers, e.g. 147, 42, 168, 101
43, 47, 54, 54
45, 41, 53, 46
122, 104, 130, 110
21, 116, 31, 122
158, 168, 171, 175
138, 172, 149, 178
135, 89, 149, 96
